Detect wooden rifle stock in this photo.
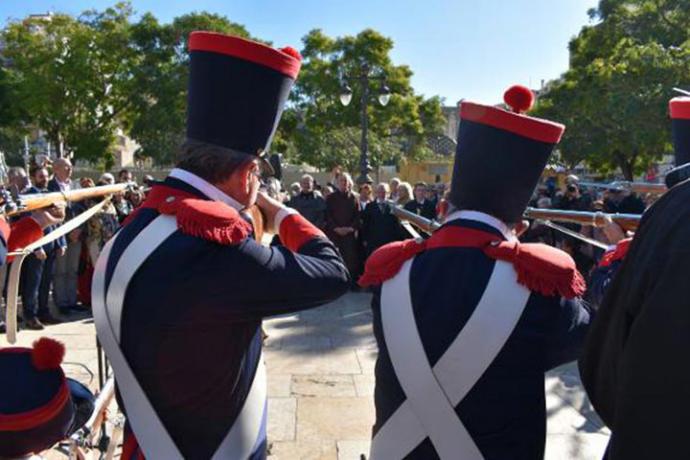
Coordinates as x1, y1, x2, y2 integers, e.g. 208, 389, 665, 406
7, 183, 132, 216
523, 208, 641, 232
245, 205, 267, 243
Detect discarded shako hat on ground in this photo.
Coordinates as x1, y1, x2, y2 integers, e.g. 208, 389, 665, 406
186, 31, 302, 174
449, 85, 565, 224
0, 338, 77, 457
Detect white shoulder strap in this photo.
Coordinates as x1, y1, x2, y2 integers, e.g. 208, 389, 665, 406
93, 216, 183, 459
371, 258, 531, 459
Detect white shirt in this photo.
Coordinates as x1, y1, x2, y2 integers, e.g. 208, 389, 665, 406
55, 177, 72, 192
168, 168, 295, 229
445, 210, 516, 242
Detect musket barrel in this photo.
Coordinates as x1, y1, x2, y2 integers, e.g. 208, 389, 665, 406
577, 181, 666, 195
389, 203, 641, 234
389, 203, 440, 233
524, 207, 641, 231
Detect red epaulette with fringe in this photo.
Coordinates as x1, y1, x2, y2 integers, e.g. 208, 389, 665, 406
359, 226, 585, 299
129, 185, 252, 245
598, 238, 632, 268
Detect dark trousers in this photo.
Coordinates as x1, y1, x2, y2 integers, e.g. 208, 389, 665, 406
21, 249, 57, 320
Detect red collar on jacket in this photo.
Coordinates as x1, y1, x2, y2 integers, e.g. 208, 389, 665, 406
123, 184, 253, 245
359, 224, 585, 299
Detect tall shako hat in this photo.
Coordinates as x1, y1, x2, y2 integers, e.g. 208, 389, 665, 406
0, 338, 74, 457
186, 32, 302, 168
449, 85, 565, 223
666, 97, 690, 188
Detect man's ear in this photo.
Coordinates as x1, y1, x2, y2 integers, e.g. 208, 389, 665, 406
237, 160, 257, 192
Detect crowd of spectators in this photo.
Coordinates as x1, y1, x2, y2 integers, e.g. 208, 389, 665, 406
0, 161, 148, 331
1, 161, 654, 327
285, 170, 448, 288
524, 174, 648, 275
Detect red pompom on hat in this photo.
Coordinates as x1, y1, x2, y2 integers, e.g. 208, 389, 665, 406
31, 337, 66, 371
280, 46, 302, 61
504, 85, 535, 114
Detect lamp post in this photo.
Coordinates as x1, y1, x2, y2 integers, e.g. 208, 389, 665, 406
339, 63, 391, 185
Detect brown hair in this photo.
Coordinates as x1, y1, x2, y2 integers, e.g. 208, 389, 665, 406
176, 140, 255, 184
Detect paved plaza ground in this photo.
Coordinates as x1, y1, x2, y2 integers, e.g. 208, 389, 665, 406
2, 292, 610, 459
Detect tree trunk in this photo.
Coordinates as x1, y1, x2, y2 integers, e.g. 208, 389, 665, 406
615, 150, 636, 181
620, 161, 634, 181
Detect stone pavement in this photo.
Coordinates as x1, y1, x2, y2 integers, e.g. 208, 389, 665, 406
1, 292, 610, 459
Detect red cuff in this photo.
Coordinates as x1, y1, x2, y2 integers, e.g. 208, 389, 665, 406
8, 217, 44, 253
279, 213, 325, 251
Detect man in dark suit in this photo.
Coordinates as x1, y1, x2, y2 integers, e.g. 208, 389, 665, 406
361, 183, 406, 258
21, 166, 66, 329
404, 182, 437, 220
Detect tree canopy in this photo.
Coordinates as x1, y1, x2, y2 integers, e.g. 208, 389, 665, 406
0, 5, 443, 171
276, 28, 445, 171
534, 0, 690, 179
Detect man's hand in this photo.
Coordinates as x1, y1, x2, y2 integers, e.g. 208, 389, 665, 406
34, 248, 47, 260
255, 192, 285, 234
31, 208, 65, 229
601, 215, 627, 244
514, 220, 530, 238
56, 246, 66, 257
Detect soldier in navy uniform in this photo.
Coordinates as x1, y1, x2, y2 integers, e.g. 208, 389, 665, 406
91, 32, 350, 460
579, 95, 690, 460
360, 85, 593, 460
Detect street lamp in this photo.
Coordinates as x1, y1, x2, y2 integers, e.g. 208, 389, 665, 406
338, 63, 391, 185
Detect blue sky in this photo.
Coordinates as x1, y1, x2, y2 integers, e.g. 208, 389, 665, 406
1, 0, 599, 105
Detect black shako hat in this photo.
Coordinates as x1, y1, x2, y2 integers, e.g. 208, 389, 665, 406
186, 32, 302, 169
449, 85, 565, 223
664, 97, 690, 188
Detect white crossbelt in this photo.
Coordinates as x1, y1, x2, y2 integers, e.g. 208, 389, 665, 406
5, 199, 111, 344
370, 258, 531, 459
92, 214, 266, 460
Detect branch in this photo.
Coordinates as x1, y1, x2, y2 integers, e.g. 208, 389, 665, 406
653, 0, 679, 29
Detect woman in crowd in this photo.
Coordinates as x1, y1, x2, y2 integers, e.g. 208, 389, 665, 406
396, 182, 413, 206
76, 178, 120, 306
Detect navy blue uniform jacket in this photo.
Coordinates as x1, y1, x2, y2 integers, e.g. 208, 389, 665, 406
371, 218, 592, 459
107, 177, 350, 459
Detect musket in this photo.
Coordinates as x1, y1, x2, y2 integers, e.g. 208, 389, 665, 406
390, 203, 641, 234
578, 181, 666, 195
2, 182, 132, 216
523, 208, 641, 232
389, 203, 441, 234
